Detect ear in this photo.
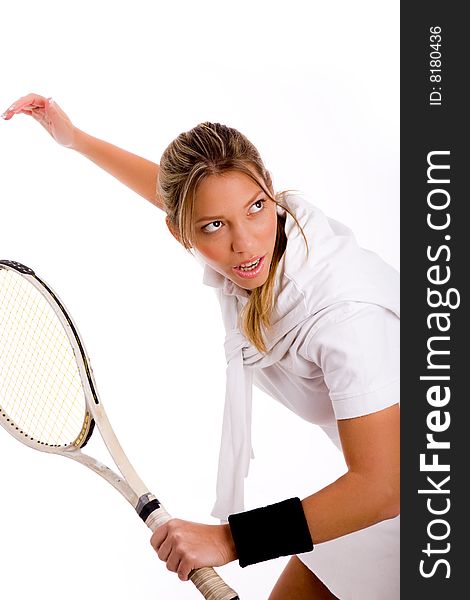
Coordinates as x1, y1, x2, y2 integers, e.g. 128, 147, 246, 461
165, 216, 192, 248
165, 216, 180, 242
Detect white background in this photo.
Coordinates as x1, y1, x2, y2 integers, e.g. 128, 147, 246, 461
0, 1, 399, 598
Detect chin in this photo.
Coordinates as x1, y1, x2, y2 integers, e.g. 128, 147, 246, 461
236, 274, 269, 291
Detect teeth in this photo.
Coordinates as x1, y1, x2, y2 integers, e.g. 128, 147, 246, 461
238, 258, 260, 271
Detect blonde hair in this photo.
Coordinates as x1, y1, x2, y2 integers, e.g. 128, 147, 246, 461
158, 122, 308, 353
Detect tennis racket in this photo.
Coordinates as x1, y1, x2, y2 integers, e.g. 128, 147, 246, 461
0, 259, 239, 600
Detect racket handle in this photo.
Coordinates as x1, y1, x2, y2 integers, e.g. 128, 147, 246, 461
189, 567, 240, 600
145, 507, 240, 600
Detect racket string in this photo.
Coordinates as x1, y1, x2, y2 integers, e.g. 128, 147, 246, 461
0, 270, 88, 446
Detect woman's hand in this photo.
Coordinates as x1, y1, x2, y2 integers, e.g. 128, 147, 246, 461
1, 93, 76, 148
150, 519, 237, 581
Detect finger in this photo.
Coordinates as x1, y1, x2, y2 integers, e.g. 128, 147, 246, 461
2, 93, 47, 119
2, 102, 44, 119
166, 550, 182, 575
15, 93, 47, 109
1, 97, 25, 117
177, 557, 195, 581
156, 537, 172, 562
150, 524, 169, 550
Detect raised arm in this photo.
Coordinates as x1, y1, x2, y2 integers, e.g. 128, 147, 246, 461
2, 93, 164, 211
72, 128, 163, 210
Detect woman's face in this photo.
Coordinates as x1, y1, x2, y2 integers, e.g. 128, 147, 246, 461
190, 170, 278, 291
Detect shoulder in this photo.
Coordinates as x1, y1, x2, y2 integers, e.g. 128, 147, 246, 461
297, 302, 400, 419
299, 301, 400, 361
279, 194, 399, 318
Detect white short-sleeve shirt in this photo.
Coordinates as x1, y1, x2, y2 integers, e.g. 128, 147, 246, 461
253, 300, 400, 447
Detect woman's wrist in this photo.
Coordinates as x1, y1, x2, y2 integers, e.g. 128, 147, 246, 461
221, 523, 238, 563
71, 127, 92, 154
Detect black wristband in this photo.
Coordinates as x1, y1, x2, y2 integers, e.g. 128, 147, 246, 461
228, 497, 314, 568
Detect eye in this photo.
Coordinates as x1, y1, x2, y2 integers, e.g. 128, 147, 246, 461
249, 199, 266, 213
202, 220, 223, 233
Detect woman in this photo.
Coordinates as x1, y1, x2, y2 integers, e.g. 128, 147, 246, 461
2, 94, 400, 599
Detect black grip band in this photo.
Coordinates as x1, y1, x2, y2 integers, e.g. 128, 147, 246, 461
228, 497, 314, 568
138, 498, 161, 522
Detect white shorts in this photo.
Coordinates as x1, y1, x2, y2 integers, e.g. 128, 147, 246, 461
297, 515, 400, 599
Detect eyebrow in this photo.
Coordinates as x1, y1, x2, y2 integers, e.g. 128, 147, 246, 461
195, 191, 264, 224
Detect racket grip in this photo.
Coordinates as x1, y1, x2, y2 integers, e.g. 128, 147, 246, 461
145, 507, 240, 600
189, 567, 240, 600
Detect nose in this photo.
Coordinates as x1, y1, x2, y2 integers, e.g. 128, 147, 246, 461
230, 224, 256, 254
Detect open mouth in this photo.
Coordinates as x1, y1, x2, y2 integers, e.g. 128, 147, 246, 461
232, 255, 266, 278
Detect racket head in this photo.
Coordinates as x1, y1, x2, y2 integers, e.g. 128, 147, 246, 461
0, 260, 97, 454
